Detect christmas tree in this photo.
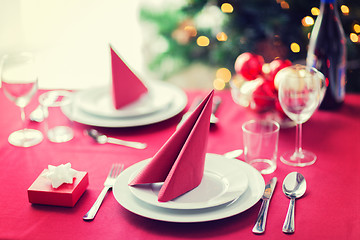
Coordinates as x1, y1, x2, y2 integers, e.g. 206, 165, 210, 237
140, 0, 360, 92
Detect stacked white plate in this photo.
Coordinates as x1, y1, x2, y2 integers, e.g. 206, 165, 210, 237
62, 81, 187, 127
113, 153, 265, 223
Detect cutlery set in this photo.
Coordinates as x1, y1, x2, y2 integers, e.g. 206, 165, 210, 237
84, 161, 306, 234
253, 172, 306, 234
38, 95, 306, 232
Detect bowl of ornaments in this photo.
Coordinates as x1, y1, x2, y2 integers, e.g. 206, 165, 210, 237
230, 52, 295, 127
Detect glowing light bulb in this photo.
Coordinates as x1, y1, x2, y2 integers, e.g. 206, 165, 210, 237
341, 5, 349, 16
290, 43, 300, 53
221, 3, 233, 13
184, 25, 197, 37
213, 78, 226, 90
216, 68, 232, 82
301, 16, 314, 27
311, 7, 320, 16
354, 24, 360, 34
216, 32, 228, 41
280, 1, 289, 9
350, 33, 359, 43
197, 36, 210, 47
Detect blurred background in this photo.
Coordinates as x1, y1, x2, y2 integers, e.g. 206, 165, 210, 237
0, 0, 359, 91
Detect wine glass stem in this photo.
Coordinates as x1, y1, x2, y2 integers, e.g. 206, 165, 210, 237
20, 107, 27, 138
295, 123, 303, 154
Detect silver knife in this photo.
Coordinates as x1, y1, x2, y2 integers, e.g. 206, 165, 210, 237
252, 177, 277, 234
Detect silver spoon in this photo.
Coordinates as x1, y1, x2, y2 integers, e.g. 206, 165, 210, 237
282, 172, 307, 233
85, 129, 147, 149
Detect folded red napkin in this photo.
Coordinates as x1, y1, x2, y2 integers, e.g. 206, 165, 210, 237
110, 46, 148, 109
129, 90, 214, 202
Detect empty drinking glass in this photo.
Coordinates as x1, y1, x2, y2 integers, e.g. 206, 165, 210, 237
242, 119, 280, 174
39, 90, 74, 143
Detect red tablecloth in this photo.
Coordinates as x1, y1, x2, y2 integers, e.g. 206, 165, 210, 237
0, 89, 359, 239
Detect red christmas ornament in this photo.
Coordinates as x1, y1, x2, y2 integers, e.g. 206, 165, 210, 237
234, 52, 264, 80
269, 59, 292, 89
231, 54, 292, 124
252, 79, 276, 111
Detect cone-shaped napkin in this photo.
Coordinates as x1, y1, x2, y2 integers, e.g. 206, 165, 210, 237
110, 46, 148, 109
129, 90, 214, 202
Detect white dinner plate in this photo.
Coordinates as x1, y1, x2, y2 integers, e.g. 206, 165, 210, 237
113, 153, 265, 223
61, 81, 187, 128
128, 156, 249, 210
76, 82, 173, 118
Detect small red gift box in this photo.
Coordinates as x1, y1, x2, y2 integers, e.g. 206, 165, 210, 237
28, 170, 89, 207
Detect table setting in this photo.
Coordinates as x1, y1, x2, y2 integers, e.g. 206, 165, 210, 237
0, 47, 359, 240
61, 47, 188, 128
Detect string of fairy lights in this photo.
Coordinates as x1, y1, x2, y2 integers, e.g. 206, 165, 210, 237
184, 1, 358, 90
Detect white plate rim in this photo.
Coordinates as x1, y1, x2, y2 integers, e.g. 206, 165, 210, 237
128, 156, 249, 210
113, 153, 265, 223
76, 82, 173, 118
61, 81, 187, 128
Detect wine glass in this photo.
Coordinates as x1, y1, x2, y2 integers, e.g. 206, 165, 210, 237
1, 52, 43, 147
276, 64, 326, 166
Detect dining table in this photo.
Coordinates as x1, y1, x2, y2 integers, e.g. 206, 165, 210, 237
0, 87, 359, 240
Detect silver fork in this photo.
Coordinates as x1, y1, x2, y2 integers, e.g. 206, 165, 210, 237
83, 163, 124, 221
